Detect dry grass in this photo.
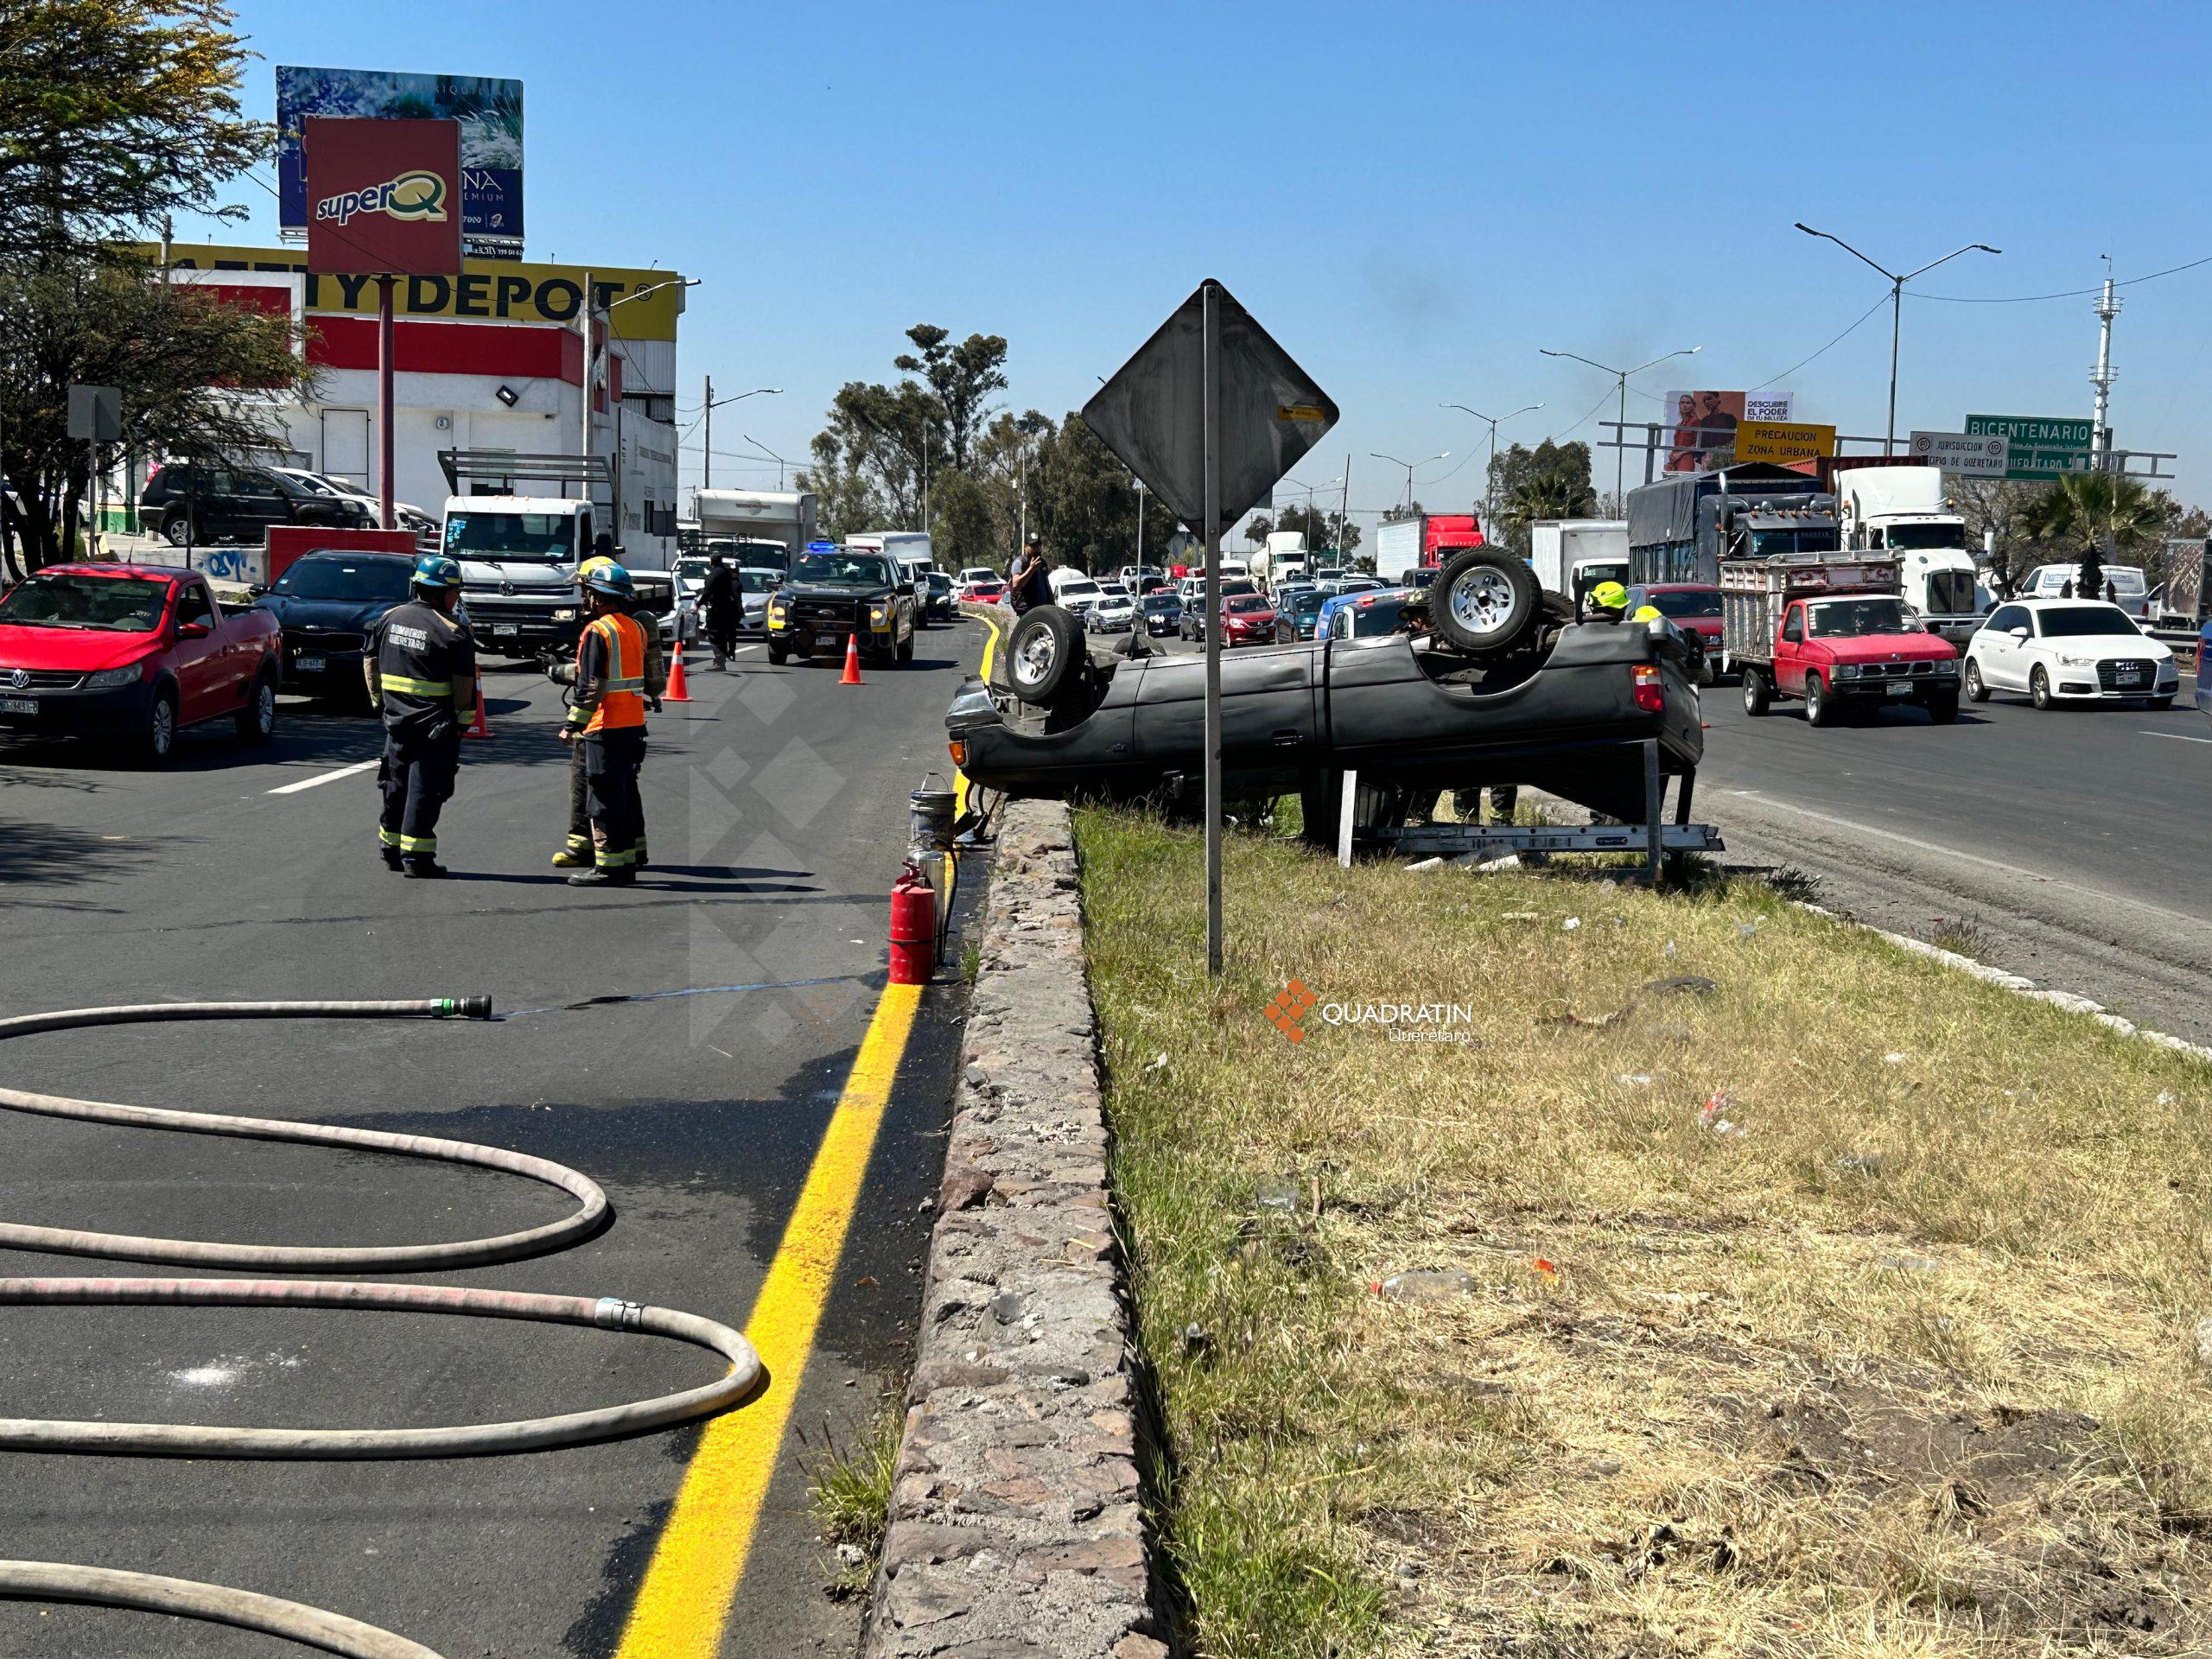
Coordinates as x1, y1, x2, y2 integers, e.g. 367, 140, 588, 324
1076, 805, 2212, 1659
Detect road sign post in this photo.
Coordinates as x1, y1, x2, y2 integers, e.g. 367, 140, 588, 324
1907, 430, 2009, 478
1083, 280, 1337, 976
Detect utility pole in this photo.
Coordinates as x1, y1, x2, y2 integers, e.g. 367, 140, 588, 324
702, 373, 713, 490
2091, 259, 2120, 467
1540, 346, 1698, 501
579, 270, 594, 524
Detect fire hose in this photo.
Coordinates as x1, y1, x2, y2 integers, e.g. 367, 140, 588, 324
0, 996, 764, 1656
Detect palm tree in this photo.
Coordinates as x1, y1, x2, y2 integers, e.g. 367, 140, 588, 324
1497, 471, 1598, 555
2021, 471, 2170, 600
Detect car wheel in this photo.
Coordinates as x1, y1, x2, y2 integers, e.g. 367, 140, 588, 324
160, 511, 194, 549
1805, 673, 1836, 727
235, 669, 277, 743
1924, 692, 1961, 724
2030, 665, 2054, 710
1430, 547, 1541, 656
1741, 666, 1770, 716
766, 643, 788, 665
1006, 604, 1083, 704
898, 628, 914, 664
139, 685, 178, 766
1963, 658, 1989, 702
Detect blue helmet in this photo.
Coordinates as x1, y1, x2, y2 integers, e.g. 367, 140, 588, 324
412, 554, 463, 590
583, 561, 635, 600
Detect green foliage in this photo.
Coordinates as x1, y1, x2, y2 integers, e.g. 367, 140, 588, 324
1259, 503, 1360, 555
893, 323, 1007, 473
1487, 439, 1597, 555
2022, 471, 2172, 598
0, 0, 269, 265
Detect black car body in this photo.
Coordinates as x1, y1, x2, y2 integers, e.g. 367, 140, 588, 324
947, 623, 1702, 826
765, 550, 918, 665
139, 464, 372, 547
923, 569, 955, 623
249, 550, 419, 700
1141, 591, 1182, 635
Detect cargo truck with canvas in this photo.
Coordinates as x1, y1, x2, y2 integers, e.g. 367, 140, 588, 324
1628, 464, 1838, 588
1722, 555, 1961, 726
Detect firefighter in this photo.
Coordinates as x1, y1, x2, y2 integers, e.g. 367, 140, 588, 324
548, 555, 664, 870
562, 562, 651, 887
364, 555, 478, 879
1585, 580, 1630, 622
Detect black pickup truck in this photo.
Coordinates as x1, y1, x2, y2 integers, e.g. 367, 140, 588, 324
765, 550, 917, 666
947, 549, 1702, 842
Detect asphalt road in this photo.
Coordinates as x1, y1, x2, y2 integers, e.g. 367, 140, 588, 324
0, 617, 986, 1656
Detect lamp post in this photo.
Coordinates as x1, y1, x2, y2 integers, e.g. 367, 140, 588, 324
1441, 403, 1541, 536
1794, 225, 2000, 454
1538, 345, 1699, 505
700, 380, 780, 489
1370, 450, 1447, 513
739, 434, 792, 491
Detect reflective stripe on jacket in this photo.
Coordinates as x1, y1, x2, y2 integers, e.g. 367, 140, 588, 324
577, 611, 648, 734
369, 600, 477, 740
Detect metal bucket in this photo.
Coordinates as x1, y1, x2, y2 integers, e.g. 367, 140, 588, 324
909, 773, 957, 854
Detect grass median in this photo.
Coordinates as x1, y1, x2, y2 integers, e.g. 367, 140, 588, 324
1075, 804, 2212, 1658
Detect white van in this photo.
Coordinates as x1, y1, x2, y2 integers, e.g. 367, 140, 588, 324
2017, 563, 2150, 618
1049, 566, 1105, 615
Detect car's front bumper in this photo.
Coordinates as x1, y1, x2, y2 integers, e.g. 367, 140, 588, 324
0, 677, 153, 737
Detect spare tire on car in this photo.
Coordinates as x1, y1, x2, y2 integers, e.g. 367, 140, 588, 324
1005, 604, 1084, 704
1429, 547, 1541, 656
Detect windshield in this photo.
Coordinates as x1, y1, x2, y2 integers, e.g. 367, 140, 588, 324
1286, 592, 1325, 618
1059, 581, 1100, 598
926, 571, 950, 592
270, 558, 411, 602
741, 569, 772, 594
1646, 588, 1721, 619
794, 553, 897, 586
445, 512, 575, 560
1805, 597, 1909, 638
1098, 584, 1130, 600
1347, 598, 1408, 637
1750, 527, 1841, 558
1226, 595, 1269, 614
2037, 604, 2139, 638
677, 558, 709, 582
284, 473, 341, 497
0, 573, 170, 631
1885, 523, 1965, 551
1142, 593, 1178, 612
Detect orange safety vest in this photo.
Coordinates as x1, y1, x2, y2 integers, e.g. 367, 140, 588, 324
580, 611, 648, 734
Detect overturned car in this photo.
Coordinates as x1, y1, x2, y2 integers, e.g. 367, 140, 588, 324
948, 549, 1704, 843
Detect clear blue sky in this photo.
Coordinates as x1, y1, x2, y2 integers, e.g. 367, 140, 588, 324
188, 0, 2212, 519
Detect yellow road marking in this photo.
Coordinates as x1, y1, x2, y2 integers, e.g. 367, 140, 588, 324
954, 607, 1001, 819
614, 980, 925, 1658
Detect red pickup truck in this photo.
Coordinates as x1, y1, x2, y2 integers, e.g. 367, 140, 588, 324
0, 563, 281, 761
1722, 556, 1961, 726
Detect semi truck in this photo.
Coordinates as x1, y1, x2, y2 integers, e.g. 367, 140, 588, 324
1627, 463, 1837, 588
1374, 512, 1484, 587
1830, 459, 1981, 644
1722, 554, 1961, 726
1249, 530, 1310, 590
1528, 519, 1630, 604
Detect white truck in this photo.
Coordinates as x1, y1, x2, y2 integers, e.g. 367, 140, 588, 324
849, 531, 934, 571
1528, 519, 1630, 602
1832, 462, 1982, 644
693, 489, 820, 575
1249, 530, 1309, 590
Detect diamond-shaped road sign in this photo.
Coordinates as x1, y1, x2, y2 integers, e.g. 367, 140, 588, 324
1082, 281, 1336, 530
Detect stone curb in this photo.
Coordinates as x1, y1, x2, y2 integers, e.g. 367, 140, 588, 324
862, 796, 1166, 1659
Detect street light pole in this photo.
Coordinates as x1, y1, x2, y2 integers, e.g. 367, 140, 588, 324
1442, 403, 1540, 537
740, 435, 791, 490
1370, 450, 1447, 513
700, 383, 781, 493
1794, 224, 2000, 454
1539, 346, 1700, 505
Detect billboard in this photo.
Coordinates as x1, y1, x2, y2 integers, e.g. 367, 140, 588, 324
1662, 391, 1796, 471
1735, 420, 1834, 466
278, 66, 523, 260
304, 118, 462, 277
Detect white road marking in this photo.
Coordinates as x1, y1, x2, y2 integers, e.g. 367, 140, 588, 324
2142, 729, 2212, 745
266, 758, 379, 796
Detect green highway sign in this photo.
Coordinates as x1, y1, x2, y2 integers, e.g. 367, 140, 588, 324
1964, 414, 2094, 480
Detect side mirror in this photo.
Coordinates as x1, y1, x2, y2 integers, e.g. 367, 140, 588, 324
2008, 626, 2030, 640
246, 583, 270, 599
177, 620, 213, 639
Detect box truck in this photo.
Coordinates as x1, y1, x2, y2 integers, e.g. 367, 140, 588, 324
1528, 519, 1630, 602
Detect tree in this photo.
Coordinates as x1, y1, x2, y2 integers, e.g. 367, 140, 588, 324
1488, 440, 1596, 555
2022, 471, 2171, 601
1382, 499, 1425, 524
0, 254, 315, 571
1946, 477, 2039, 597
892, 325, 1007, 473
0, 1, 267, 266
1268, 502, 1360, 554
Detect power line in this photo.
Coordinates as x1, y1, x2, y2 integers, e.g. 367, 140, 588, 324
1914, 251, 2212, 304
1748, 290, 1891, 390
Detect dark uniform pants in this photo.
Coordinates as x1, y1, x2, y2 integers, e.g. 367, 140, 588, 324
582, 727, 647, 870
706, 607, 738, 664
567, 732, 646, 861
378, 727, 461, 861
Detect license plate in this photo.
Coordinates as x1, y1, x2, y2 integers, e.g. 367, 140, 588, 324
0, 696, 33, 715
1886, 681, 1912, 696
492, 625, 518, 638
2115, 666, 2144, 683
296, 656, 325, 672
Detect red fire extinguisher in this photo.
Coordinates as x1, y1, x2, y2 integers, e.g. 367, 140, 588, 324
889, 861, 937, 985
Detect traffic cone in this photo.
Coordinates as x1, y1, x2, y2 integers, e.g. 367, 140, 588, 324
663, 631, 692, 703
840, 632, 864, 685
463, 667, 492, 739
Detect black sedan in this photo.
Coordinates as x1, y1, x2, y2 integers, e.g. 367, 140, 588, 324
250, 549, 418, 702
1141, 590, 1182, 635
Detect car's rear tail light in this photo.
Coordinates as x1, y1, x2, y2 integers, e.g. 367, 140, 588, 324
1631, 664, 1665, 714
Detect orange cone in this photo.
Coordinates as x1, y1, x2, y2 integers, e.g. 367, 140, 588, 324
840, 632, 864, 685
663, 627, 692, 703
463, 667, 492, 739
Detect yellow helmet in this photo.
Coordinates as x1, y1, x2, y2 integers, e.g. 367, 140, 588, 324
575, 555, 615, 588
1630, 604, 1664, 625
1587, 581, 1630, 613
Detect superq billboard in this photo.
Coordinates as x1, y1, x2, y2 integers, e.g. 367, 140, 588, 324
303, 118, 462, 277
278, 66, 523, 260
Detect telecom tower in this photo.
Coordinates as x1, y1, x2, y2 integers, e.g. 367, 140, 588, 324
2090, 260, 2120, 467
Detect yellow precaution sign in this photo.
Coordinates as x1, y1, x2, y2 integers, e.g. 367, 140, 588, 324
1735, 420, 1836, 465
1276, 404, 1327, 423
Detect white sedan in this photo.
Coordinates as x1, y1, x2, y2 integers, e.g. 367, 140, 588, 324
1963, 598, 2179, 710
1084, 582, 1139, 633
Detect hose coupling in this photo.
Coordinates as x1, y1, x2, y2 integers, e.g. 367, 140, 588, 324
594, 1297, 645, 1332
432, 996, 495, 1020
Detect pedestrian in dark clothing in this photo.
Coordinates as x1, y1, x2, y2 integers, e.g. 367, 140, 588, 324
2060, 579, 2075, 598
365, 555, 478, 879
1009, 532, 1052, 613
702, 552, 741, 669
